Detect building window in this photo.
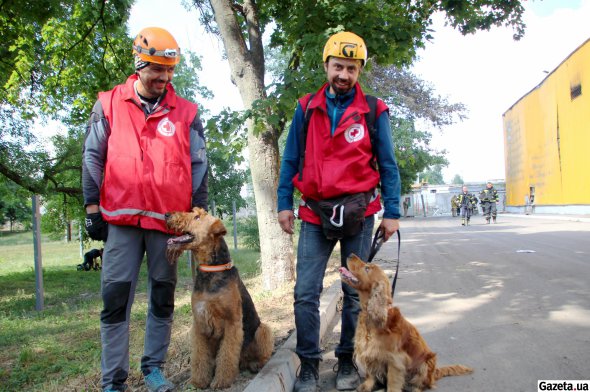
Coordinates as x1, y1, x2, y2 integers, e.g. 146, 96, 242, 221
571, 83, 582, 100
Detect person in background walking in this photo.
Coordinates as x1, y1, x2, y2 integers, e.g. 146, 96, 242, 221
451, 195, 459, 217
480, 181, 499, 223
458, 186, 476, 226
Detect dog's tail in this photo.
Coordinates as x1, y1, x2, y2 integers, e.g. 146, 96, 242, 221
434, 364, 473, 379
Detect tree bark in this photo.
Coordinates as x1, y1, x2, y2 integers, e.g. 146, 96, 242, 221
209, 0, 294, 290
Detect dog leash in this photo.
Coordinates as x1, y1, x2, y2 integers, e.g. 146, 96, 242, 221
368, 228, 401, 297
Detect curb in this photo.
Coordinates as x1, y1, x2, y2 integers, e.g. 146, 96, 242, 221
243, 279, 342, 392
507, 213, 590, 223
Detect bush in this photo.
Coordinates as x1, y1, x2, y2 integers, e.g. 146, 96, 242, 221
237, 216, 260, 251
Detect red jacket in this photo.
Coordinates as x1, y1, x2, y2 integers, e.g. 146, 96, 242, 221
98, 75, 198, 232
294, 83, 387, 224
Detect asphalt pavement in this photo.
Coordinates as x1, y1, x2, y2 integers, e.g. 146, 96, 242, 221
245, 213, 590, 392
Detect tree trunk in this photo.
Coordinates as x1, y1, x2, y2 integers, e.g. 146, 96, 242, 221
209, 0, 294, 290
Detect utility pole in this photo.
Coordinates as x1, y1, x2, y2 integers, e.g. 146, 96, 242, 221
32, 194, 44, 311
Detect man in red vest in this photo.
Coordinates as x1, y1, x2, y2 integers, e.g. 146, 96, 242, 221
82, 27, 208, 392
277, 31, 401, 392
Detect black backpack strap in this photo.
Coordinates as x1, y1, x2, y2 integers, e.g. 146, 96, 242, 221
298, 93, 315, 181
364, 94, 378, 170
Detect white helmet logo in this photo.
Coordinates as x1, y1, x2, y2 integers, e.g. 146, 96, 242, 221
157, 118, 175, 137
344, 124, 365, 143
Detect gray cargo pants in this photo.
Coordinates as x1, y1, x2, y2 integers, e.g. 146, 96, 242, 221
100, 224, 177, 391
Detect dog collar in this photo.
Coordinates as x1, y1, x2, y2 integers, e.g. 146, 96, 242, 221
198, 262, 234, 272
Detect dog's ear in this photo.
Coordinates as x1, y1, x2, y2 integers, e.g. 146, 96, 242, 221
367, 280, 390, 329
166, 247, 183, 265
210, 219, 227, 237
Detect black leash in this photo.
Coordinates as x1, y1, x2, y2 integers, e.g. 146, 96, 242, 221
368, 228, 401, 297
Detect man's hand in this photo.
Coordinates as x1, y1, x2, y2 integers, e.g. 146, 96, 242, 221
85, 211, 108, 242
379, 218, 399, 242
278, 210, 295, 235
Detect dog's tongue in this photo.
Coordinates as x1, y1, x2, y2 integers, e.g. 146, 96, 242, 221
339, 267, 358, 283
167, 234, 194, 245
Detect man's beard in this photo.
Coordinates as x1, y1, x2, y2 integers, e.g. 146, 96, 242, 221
330, 78, 353, 95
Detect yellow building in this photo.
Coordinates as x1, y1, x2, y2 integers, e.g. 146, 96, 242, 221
503, 38, 590, 214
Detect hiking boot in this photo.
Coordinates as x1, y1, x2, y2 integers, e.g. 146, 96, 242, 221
294, 358, 320, 392
486, 217, 490, 224
334, 354, 360, 390
143, 367, 174, 392
461, 219, 465, 226
493, 217, 497, 223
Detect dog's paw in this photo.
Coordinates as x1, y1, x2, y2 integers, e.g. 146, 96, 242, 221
358, 383, 375, 392
245, 360, 263, 373
190, 376, 211, 389
210, 377, 233, 390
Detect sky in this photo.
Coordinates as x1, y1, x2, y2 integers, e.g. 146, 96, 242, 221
128, 0, 590, 184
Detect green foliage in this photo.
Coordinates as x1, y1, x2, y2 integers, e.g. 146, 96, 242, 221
363, 64, 468, 193
237, 216, 261, 251
259, 0, 522, 132
451, 174, 465, 184
0, 0, 133, 198
420, 164, 445, 185
207, 146, 248, 219
0, 178, 32, 230
171, 51, 214, 105
199, 101, 249, 217
391, 117, 447, 194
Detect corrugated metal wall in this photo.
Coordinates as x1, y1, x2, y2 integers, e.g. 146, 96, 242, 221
502, 38, 590, 210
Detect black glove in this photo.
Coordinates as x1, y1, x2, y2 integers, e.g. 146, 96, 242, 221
85, 212, 108, 242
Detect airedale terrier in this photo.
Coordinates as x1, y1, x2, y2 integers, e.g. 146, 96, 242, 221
165, 207, 274, 390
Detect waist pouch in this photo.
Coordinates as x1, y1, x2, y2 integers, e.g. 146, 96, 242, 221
306, 191, 373, 240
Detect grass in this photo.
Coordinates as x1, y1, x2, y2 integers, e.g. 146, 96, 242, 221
0, 230, 262, 391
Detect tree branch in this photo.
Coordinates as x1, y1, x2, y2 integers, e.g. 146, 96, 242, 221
54, 0, 107, 88
0, 159, 44, 194
243, 0, 265, 79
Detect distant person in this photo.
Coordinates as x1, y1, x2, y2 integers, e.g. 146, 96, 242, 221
480, 182, 499, 223
78, 248, 103, 271
458, 186, 476, 226
451, 195, 459, 217
403, 198, 410, 217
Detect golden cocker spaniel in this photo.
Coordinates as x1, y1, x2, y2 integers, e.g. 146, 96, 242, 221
340, 254, 472, 392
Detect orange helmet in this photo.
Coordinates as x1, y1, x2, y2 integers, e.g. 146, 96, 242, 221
323, 31, 367, 65
132, 27, 181, 66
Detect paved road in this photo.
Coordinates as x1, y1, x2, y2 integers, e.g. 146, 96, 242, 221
317, 214, 590, 392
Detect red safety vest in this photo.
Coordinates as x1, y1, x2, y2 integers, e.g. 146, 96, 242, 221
294, 83, 388, 224
98, 74, 198, 233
